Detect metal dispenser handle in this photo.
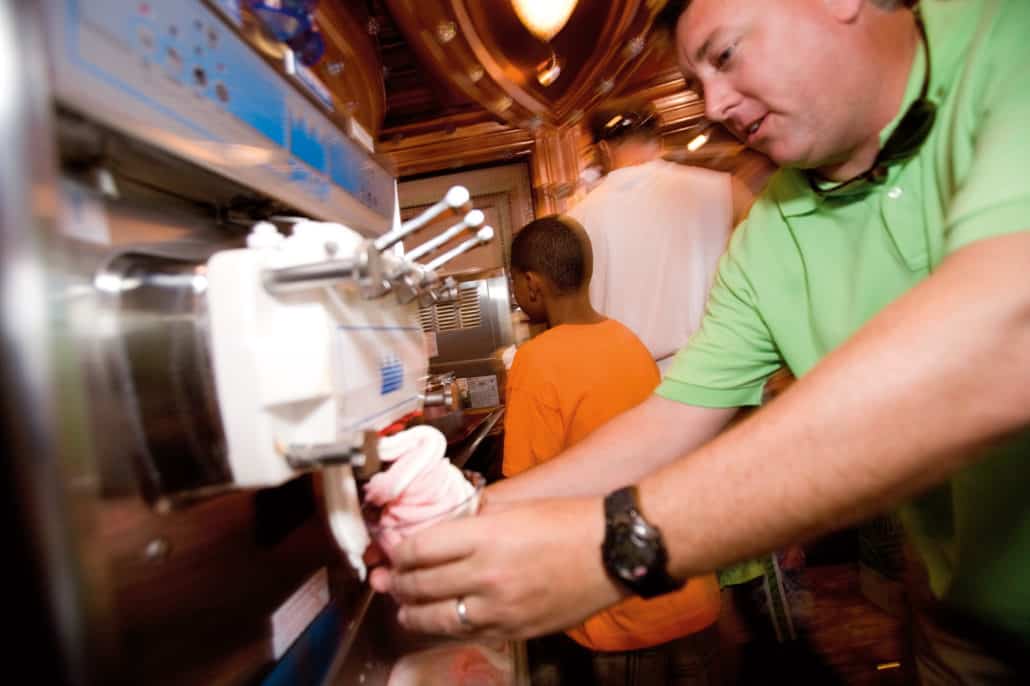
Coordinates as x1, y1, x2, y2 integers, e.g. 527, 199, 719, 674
421, 380, 461, 413
258, 188, 487, 302
404, 209, 485, 262
425, 226, 495, 271
263, 256, 364, 294
280, 430, 383, 480
399, 226, 494, 306
373, 185, 470, 253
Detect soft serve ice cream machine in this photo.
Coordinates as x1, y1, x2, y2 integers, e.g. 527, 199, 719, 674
7, 0, 514, 683
208, 192, 493, 578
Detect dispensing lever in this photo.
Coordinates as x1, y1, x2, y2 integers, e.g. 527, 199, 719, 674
280, 431, 382, 480
421, 379, 461, 413
262, 256, 362, 294
404, 209, 485, 262
425, 227, 495, 272
373, 185, 471, 253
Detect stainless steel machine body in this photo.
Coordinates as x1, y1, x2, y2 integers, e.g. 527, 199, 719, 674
3, 1, 522, 683
420, 270, 515, 410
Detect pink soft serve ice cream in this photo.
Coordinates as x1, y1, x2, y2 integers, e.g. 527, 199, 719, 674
364, 425, 479, 554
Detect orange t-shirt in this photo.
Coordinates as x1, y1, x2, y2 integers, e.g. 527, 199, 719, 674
502, 319, 720, 652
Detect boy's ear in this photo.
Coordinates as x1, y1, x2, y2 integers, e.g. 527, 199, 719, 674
524, 271, 547, 300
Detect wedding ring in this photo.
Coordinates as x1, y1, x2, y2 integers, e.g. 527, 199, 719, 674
455, 596, 472, 628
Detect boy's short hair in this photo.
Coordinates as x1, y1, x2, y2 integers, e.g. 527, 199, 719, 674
510, 215, 588, 294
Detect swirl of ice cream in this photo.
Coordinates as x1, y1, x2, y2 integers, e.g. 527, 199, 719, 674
364, 425, 478, 553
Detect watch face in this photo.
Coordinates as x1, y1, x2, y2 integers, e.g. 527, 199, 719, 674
602, 488, 681, 598
609, 523, 659, 580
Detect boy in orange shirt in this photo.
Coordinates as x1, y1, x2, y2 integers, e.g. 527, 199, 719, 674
504, 215, 722, 685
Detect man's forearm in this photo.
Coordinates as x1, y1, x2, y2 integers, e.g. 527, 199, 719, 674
641, 233, 1030, 579
490, 395, 736, 504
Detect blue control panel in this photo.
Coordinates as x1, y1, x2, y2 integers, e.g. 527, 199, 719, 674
50, 0, 394, 232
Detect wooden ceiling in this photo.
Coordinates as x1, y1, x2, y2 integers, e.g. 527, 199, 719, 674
316, 1, 702, 142
358, 0, 494, 136
296, 0, 746, 198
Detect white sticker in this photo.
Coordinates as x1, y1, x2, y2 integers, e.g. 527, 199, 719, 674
60, 181, 111, 245
467, 375, 500, 409
269, 568, 330, 659
424, 331, 439, 358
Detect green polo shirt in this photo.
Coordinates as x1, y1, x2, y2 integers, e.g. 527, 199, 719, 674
658, 0, 1030, 640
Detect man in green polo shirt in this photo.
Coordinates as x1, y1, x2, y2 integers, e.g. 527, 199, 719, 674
373, 0, 1030, 680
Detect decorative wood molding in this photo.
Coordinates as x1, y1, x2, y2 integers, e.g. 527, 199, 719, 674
530, 124, 588, 215
380, 121, 535, 179
314, 2, 386, 136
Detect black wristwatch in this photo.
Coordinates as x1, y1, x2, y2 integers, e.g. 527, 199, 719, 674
601, 486, 685, 599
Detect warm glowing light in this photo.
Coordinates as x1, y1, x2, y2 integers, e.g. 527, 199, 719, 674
687, 131, 710, 152
536, 53, 562, 87
511, 0, 578, 42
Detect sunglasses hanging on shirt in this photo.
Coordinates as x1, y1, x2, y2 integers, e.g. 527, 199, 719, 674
597, 110, 659, 142
809, 15, 937, 196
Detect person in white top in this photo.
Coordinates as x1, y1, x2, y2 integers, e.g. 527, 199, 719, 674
568, 98, 740, 373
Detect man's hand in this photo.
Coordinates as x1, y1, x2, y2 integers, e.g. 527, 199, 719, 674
369, 496, 627, 640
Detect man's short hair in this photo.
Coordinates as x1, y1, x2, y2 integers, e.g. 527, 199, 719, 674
510, 215, 588, 294
587, 98, 660, 145
652, 0, 688, 41
652, 0, 912, 41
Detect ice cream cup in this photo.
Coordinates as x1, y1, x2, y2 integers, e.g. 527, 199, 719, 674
364, 469, 486, 562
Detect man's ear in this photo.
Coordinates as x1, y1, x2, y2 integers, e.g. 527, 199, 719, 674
824, 0, 863, 24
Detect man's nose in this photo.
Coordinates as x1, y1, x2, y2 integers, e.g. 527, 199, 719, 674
703, 78, 737, 124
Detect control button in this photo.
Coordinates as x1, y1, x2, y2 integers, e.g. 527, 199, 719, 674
193, 67, 207, 87
165, 47, 182, 76
215, 83, 229, 103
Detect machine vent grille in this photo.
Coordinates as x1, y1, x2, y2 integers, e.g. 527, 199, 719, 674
458, 287, 482, 328
435, 302, 460, 331
419, 307, 435, 333
418, 285, 483, 333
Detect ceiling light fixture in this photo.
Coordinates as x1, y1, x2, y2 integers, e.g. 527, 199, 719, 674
536, 50, 562, 87
511, 0, 578, 42
687, 130, 711, 152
